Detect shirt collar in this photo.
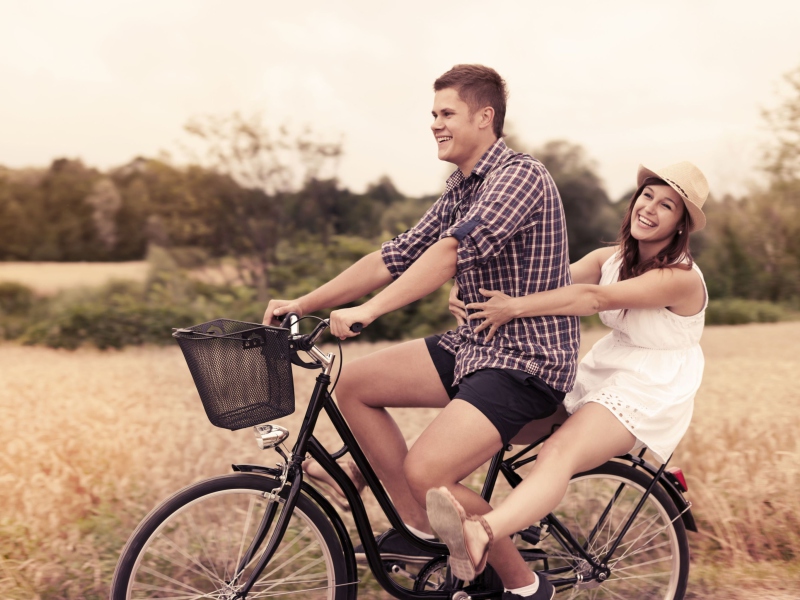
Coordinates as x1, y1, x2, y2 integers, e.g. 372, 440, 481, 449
471, 137, 509, 180
445, 138, 510, 190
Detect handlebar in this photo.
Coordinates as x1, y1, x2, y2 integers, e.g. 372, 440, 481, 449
279, 314, 363, 342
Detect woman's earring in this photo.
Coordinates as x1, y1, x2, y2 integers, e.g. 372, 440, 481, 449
677, 229, 683, 235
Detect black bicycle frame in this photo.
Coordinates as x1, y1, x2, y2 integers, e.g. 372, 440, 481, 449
234, 364, 693, 599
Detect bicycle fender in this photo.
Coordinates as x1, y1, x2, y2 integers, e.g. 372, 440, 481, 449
231, 464, 284, 477
299, 483, 358, 600
619, 456, 698, 532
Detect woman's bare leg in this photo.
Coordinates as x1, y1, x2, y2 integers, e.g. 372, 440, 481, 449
454, 403, 637, 575
334, 338, 450, 532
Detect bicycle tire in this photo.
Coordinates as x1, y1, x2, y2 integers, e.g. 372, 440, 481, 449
516, 461, 689, 600
111, 472, 351, 599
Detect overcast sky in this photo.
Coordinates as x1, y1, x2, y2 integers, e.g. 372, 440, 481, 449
1, 0, 799, 200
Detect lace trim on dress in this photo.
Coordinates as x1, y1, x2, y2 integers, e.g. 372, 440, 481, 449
591, 390, 641, 431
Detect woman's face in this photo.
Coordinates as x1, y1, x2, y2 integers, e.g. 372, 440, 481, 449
630, 184, 686, 244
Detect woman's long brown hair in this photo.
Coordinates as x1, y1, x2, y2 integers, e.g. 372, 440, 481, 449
616, 178, 693, 282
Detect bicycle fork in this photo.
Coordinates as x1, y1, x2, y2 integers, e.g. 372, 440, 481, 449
230, 367, 335, 597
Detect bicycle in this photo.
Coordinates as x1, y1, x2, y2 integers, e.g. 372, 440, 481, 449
110, 316, 696, 600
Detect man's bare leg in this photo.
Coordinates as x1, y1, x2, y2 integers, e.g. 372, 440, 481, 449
334, 338, 450, 532
404, 400, 536, 588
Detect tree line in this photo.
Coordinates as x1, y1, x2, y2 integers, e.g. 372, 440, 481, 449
1, 66, 800, 348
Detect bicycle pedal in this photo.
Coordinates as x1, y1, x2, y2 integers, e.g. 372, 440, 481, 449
388, 563, 416, 581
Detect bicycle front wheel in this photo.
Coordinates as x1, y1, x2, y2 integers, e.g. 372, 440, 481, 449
525, 461, 689, 600
111, 472, 350, 600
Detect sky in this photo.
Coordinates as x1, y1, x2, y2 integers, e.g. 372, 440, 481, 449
1, 0, 799, 201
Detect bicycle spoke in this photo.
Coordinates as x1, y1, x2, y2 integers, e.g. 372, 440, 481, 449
146, 529, 228, 584
184, 503, 225, 583
529, 466, 687, 600
260, 546, 326, 589
117, 479, 343, 600
134, 564, 211, 596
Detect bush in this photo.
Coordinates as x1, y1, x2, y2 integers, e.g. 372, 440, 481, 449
0, 282, 34, 315
705, 299, 789, 325
0, 282, 41, 340
22, 296, 201, 350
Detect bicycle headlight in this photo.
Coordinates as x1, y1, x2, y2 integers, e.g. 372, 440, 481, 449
253, 424, 290, 450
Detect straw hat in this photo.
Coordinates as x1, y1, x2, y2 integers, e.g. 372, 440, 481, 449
636, 161, 709, 232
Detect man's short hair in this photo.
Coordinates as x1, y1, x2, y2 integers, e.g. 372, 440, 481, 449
434, 64, 508, 138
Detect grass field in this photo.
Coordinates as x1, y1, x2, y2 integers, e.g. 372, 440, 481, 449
1, 322, 799, 599
0, 261, 149, 295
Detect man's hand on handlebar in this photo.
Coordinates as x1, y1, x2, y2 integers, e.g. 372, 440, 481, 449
263, 299, 304, 326
330, 306, 374, 340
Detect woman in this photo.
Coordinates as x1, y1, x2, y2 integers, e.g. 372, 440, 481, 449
428, 161, 710, 600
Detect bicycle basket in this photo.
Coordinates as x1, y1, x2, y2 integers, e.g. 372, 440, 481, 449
173, 319, 295, 430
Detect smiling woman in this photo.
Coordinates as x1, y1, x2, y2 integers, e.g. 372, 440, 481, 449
434, 161, 711, 598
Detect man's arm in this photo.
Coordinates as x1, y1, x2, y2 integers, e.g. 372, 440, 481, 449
263, 250, 392, 325
329, 237, 458, 338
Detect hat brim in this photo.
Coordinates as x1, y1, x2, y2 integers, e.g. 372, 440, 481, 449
636, 165, 706, 232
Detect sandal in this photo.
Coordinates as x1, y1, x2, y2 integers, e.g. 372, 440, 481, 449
426, 486, 494, 582
303, 458, 366, 512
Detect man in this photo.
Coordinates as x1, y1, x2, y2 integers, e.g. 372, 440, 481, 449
264, 64, 578, 599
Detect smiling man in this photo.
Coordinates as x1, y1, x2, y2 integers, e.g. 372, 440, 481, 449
264, 64, 578, 599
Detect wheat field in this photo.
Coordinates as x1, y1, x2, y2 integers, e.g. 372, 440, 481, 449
1, 322, 799, 599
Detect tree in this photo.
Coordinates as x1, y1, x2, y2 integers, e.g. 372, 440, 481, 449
763, 65, 800, 183
84, 178, 122, 252
507, 137, 617, 261
183, 112, 343, 299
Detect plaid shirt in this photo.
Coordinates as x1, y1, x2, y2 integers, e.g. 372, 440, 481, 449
381, 139, 579, 392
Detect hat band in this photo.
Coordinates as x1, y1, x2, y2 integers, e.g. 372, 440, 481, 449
662, 177, 689, 201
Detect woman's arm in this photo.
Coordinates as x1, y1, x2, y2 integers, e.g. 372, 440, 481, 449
570, 247, 616, 284
467, 266, 704, 341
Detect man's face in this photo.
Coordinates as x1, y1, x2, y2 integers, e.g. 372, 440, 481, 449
431, 88, 482, 170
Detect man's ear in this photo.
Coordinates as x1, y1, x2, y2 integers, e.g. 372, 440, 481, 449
476, 106, 495, 131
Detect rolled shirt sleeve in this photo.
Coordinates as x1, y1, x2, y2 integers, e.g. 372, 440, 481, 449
380, 201, 445, 280
442, 160, 544, 275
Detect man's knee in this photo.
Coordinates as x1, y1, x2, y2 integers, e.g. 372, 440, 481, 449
333, 366, 365, 413
403, 448, 437, 505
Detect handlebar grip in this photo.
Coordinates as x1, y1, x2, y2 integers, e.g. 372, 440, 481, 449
350, 322, 363, 333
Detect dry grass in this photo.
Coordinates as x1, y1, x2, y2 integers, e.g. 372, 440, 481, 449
1, 323, 799, 598
0, 261, 149, 295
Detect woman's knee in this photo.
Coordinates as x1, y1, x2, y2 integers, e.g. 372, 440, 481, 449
535, 436, 573, 471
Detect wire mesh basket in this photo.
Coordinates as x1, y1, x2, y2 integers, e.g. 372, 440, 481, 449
173, 319, 295, 430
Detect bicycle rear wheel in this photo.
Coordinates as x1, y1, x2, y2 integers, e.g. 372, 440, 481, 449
111, 472, 350, 599
519, 461, 689, 600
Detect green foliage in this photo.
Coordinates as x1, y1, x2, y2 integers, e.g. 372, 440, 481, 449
698, 185, 800, 303
0, 281, 34, 315
0, 282, 41, 340
533, 140, 619, 261
763, 65, 800, 182
705, 299, 789, 325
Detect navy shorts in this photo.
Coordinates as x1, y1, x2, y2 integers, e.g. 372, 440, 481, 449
425, 335, 565, 446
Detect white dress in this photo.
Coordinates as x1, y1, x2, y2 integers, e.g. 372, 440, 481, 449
563, 253, 707, 463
